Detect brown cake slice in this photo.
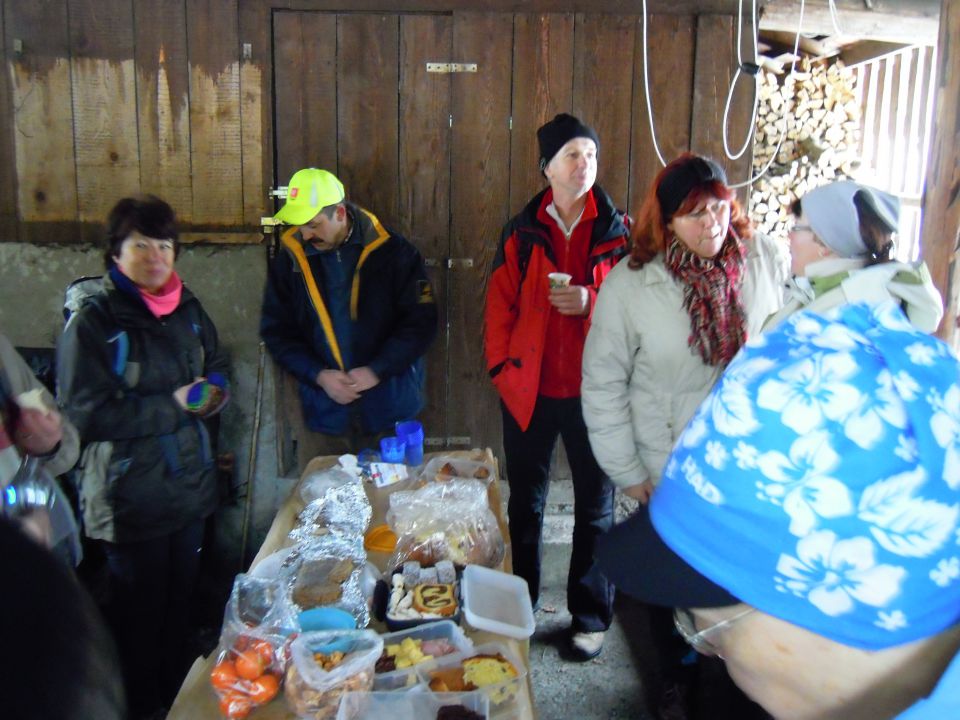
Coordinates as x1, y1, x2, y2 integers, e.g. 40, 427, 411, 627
412, 583, 458, 616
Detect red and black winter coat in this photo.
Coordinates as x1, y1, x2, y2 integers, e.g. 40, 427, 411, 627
484, 186, 629, 431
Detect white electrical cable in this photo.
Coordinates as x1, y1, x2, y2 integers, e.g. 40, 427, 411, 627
828, 0, 846, 37
722, 0, 761, 161
641, 0, 806, 187
641, 0, 668, 168
729, 0, 806, 189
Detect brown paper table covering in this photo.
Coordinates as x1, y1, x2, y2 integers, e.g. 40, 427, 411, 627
167, 448, 536, 720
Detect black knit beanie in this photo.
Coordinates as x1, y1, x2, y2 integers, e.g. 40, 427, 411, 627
537, 114, 600, 175
656, 156, 728, 219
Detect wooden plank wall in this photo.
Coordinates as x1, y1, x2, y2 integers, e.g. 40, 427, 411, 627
921, 0, 960, 343
398, 14, 454, 442
448, 12, 514, 452
3, 0, 257, 242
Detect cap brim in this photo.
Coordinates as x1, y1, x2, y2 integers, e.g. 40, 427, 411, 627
596, 504, 740, 608
274, 203, 320, 226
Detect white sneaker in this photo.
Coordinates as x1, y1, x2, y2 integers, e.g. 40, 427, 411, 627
570, 630, 604, 660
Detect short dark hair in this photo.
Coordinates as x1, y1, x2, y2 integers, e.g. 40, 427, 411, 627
103, 195, 179, 270
319, 203, 340, 220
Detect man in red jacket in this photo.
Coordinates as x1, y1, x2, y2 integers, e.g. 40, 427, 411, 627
484, 114, 628, 660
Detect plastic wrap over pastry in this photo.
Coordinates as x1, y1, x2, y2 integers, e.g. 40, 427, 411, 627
300, 466, 358, 504
280, 536, 370, 628
386, 479, 505, 569
289, 475, 372, 542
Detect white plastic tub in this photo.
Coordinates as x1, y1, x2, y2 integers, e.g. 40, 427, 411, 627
337, 689, 490, 719
461, 565, 535, 640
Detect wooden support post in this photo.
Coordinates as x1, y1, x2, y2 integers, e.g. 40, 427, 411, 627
920, 0, 960, 345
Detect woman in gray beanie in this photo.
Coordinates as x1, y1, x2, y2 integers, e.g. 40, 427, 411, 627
765, 180, 943, 332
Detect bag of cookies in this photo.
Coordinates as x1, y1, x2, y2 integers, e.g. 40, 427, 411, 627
285, 629, 383, 720
386, 479, 505, 569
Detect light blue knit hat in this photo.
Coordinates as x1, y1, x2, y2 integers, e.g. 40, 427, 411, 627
650, 301, 960, 650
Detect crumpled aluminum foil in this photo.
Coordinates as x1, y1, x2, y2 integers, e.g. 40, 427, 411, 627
279, 535, 371, 628
289, 476, 372, 543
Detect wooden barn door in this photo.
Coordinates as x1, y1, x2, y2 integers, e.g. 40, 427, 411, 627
270, 10, 512, 471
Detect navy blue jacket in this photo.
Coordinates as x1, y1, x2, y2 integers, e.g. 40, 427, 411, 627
260, 204, 438, 435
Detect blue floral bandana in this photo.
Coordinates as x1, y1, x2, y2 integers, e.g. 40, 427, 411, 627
651, 301, 960, 650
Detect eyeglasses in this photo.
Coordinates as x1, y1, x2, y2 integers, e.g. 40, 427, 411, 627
673, 607, 755, 658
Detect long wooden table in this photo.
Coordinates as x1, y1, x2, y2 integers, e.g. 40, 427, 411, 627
168, 449, 535, 719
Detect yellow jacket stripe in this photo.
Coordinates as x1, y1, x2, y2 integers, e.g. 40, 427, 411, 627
281, 226, 346, 371
351, 209, 390, 319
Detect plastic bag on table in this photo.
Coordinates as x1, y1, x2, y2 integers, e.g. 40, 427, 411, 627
210, 574, 294, 717
385, 478, 504, 569
279, 535, 370, 628
284, 629, 383, 720
299, 466, 357, 504
290, 471, 372, 542
1, 455, 82, 565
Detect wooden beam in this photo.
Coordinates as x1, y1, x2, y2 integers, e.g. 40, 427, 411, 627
760, 0, 940, 45
920, 0, 960, 344
840, 40, 911, 66
254, 0, 741, 13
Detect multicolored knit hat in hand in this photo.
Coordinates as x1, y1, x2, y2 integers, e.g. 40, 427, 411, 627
185, 372, 229, 417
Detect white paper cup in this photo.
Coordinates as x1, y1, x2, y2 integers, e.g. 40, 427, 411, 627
548, 272, 572, 289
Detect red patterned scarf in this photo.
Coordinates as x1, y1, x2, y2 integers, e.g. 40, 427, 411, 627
665, 234, 747, 367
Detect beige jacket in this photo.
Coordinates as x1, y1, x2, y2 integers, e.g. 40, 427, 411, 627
763, 257, 943, 333
0, 332, 79, 483
582, 233, 787, 489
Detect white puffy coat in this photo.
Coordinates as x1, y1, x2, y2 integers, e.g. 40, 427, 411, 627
582, 233, 787, 489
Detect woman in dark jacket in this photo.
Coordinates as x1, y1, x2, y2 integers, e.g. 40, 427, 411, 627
58, 195, 229, 719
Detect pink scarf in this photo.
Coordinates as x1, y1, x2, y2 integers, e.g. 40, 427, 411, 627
138, 272, 183, 318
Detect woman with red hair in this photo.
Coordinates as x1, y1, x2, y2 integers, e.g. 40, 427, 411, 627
582, 154, 786, 717
582, 153, 785, 503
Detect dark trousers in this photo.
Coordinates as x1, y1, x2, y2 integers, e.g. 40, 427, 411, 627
103, 519, 205, 717
502, 396, 615, 632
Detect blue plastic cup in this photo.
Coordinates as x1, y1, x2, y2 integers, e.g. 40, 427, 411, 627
395, 420, 425, 465
379, 436, 406, 463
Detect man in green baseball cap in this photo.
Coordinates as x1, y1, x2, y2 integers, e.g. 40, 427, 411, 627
261, 168, 438, 464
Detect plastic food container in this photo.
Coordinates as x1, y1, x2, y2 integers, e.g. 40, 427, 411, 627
337, 690, 490, 720
415, 642, 527, 717
419, 456, 496, 486
284, 629, 384, 720
373, 620, 474, 691
461, 565, 536, 639
374, 566, 463, 632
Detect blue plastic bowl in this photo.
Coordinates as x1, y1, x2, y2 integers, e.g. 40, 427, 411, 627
298, 607, 357, 633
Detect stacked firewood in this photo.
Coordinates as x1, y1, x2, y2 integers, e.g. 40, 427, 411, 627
750, 57, 861, 239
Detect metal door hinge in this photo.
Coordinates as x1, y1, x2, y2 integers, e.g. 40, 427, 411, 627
426, 62, 477, 73
270, 187, 288, 199
447, 258, 474, 268
424, 436, 472, 447
424, 258, 441, 268
261, 217, 281, 229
